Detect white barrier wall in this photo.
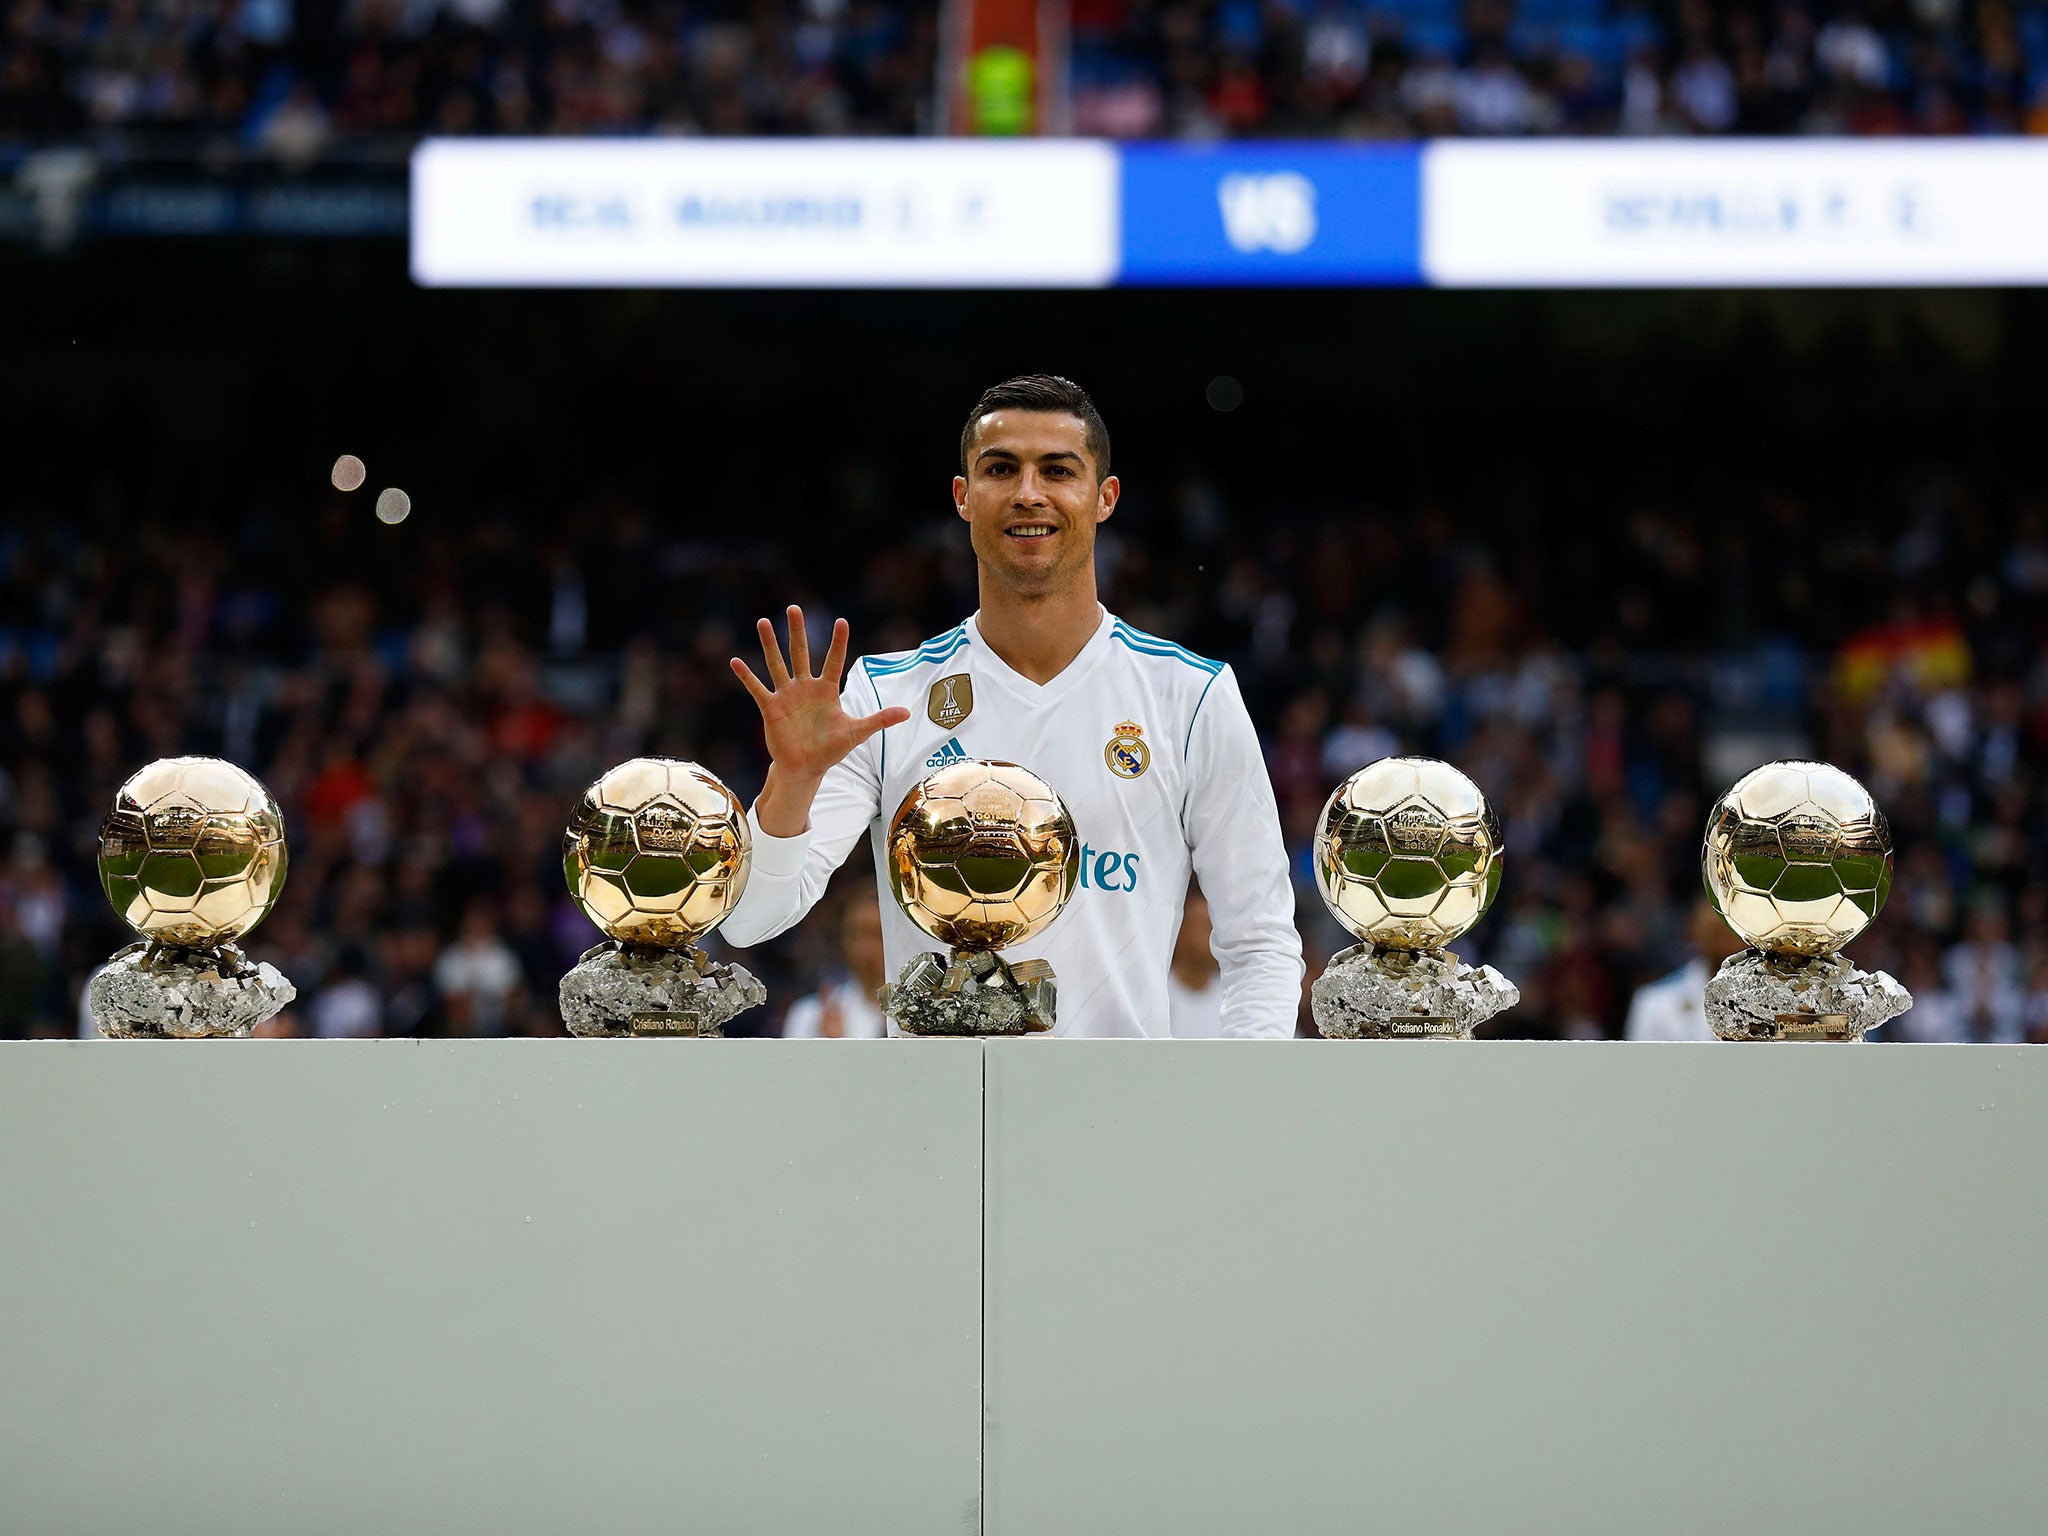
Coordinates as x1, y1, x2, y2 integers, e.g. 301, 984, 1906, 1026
5, 1040, 2045, 1536
984, 1042, 2048, 1536
0, 1041, 985, 1536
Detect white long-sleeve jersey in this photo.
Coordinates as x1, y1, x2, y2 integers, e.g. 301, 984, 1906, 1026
722, 607, 1303, 1038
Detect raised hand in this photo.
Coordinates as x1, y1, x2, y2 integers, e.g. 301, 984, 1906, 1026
730, 607, 909, 836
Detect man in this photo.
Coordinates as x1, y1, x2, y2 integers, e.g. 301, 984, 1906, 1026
309, 945, 383, 1039
433, 900, 524, 1037
1943, 903, 2024, 1044
723, 374, 1302, 1037
781, 895, 889, 1040
1623, 898, 1745, 1042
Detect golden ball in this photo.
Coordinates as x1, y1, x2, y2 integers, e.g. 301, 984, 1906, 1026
1314, 756, 1503, 951
1702, 761, 1893, 956
563, 759, 751, 947
886, 760, 1080, 951
99, 757, 288, 948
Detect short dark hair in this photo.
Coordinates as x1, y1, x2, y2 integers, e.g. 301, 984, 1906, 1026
959, 374, 1111, 479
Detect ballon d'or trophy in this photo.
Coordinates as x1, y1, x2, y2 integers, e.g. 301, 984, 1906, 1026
89, 757, 295, 1037
880, 759, 1079, 1035
1310, 756, 1519, 1038
559, 758, 766, 1036
1701, 761, 1909, 1041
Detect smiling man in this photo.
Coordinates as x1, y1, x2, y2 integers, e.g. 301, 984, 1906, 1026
722, 374, 1302, 1037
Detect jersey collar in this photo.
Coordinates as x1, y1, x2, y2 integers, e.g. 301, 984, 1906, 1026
964, 605, 1114, 707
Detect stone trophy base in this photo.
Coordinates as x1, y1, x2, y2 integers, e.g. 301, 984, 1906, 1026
880, 950, 1057, 1036
558, 941, 766, 1037
1311, 943, 1520, 1039
88, 940, 297, 1038
1704, 948, 1912, 1041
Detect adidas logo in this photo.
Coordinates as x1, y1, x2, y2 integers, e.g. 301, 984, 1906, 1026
925, 737, 968, 769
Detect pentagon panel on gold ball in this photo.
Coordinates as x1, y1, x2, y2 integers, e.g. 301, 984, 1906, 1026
557, 758, 766, 1036
87, 757, 297, 1037
1309, 756, 1519, 1038
1700, 760, 1911, 1041
879, 758, 1080, 1035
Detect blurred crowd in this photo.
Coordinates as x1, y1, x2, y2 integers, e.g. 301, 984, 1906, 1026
1071, 0, 2048, 137
6, 0, 2048, 154
0, 0, 939, 151
2, 376, 2045, 1043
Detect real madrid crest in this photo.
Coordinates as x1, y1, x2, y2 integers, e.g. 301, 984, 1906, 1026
928, 673, 973, 728
1105, 720, 1150, 780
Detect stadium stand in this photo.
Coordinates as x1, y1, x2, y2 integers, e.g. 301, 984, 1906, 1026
1069, 0, 2048, 136
0, 0, 940, 149
6, 0, 2048, 152
2, 279, 2043, 1042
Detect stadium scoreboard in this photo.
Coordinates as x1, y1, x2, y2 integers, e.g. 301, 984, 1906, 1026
413, 138, 2048, 290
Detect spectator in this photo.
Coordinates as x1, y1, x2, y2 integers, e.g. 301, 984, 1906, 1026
434, 902, 524, 1036
1456, 41, 1536, 134
310, 945, 385, 1039
0, 894, 46, 1038
782, 894, 887, 1039
1944, 903, 2025, 1043
1891, 935, 1969, 1043
1671, 40, 1738, 131
1623, 899, 1745, 1043
2022, 947, 2048, 1044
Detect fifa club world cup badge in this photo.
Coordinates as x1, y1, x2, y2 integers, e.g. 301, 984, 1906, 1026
928, 674, 973, 728
1104, 721, 1150, 779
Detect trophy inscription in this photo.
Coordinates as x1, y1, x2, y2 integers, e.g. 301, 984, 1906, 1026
1309, 756, 1519, 1039
88, 757, 296, 1038
879, 759, 1079, 1036
1701, 761, 1910, 1041
558, 758, 765, 1037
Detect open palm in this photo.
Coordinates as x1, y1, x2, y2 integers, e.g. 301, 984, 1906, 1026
730, 606, 908, 781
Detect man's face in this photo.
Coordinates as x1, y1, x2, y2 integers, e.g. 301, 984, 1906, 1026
954, 410, 1118, 597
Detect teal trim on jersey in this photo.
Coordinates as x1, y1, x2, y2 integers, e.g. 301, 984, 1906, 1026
1111, 621, 1223, 676
1180, 666, 1226, 830
865, 624, 969, 677
857, 659, 888, 783
1184, 668, 1222, 758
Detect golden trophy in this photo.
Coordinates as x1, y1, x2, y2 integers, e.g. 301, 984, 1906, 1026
1701, 761, 1910, 1041
879, 759, 1079, 1036
559, 758, 765, 1036
89, 757, 295, 1037
1309, 756, 1518, 1038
